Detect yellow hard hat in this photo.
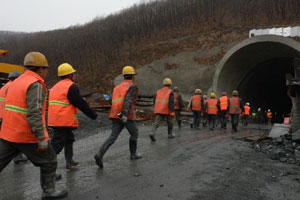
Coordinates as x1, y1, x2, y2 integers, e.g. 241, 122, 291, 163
122, 66, 136, 75
232, 90, 239, 96
195, 89, 202, 94
210, 92, 216, 98
24, 52, 49, 67
58, 63, 76, 76
163, 78, 172, 85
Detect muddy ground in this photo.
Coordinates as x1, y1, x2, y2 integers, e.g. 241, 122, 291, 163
1, 114, 300, 200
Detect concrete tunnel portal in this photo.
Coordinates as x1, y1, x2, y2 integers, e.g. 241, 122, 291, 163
212, 35, 300, 122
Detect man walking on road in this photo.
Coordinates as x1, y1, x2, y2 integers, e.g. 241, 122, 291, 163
243, 103, 251, 126
0, 52, 67, 199
188, 89, 204, 130
48, 63, 98, 170
217, 92, 230, 129
206, 93, 218, 130
173, 86, 185, 129
94, 66, 142, 168
149, 78, 175, 141
229, 90, 244, 132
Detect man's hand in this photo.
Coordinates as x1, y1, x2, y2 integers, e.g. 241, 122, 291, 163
121, 115, 128, 123
37, 138, 48, 152
170, 111, 175, 118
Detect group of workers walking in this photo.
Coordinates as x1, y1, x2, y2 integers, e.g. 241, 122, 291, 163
0, 51, 273, 199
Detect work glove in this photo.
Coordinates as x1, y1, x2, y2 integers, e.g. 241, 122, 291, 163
121, 115, 128, 123
170, 111, 175, 118
187, 108, 191, 112
37, 138, 48, 152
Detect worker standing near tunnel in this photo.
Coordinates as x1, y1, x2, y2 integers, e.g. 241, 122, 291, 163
229, 90, 244, 132
217, 92, 230, 129
149, 78, 175, 141
206, 93, 218, 130
94, 66, 142, 169
0, 52, 68, 199
243, 103, 251, 126
188, 89, 204, 130
48, 63, 98, 170
173, 86, 185, 129
267, 109, 272, 125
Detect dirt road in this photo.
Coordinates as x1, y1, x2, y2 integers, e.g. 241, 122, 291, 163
1, 120, 300, 200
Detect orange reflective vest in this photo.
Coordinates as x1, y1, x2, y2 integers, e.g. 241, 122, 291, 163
0, 81, 12, 119
48, 79, 79, 127
191, 95, 202, 111
109, 80, 137, 120
0, 70, 49, 143
207, 98, 218, 114
154, 86, 172, 115
229, 97, 241, 114
267, 112, 272, 119
244, 105, 250, 115
219, 96, 228, 111
174, 92, 180, 110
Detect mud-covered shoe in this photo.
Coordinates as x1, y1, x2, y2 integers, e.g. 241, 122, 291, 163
130, 153, 142, 160
66, 160, 79, 170
168, 133, 175, 139
42, 189, 68, 200
94, 154, 103, 168
149, 134, 156, 142
55, 173, 62, 181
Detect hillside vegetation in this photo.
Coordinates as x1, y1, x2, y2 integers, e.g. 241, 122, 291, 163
1, 0, 300, 93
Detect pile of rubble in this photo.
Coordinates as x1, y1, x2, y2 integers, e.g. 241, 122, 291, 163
252, 131, 300, 165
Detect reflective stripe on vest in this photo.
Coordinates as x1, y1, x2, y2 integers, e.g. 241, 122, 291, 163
192, 95, 202, 111
207, 99, 218, 114
219, 96, 228, 111
154, 86, 172, 115
0, 70, 49, 143
48, 79, 79, 127
229, 97, 241, 114
244, 105, 250, 115
109, 80, 137, 120
174, 92, 179, 110
0, 81, 11, 118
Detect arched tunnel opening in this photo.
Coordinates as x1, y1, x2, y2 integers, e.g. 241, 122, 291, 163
213, 36, 300, 123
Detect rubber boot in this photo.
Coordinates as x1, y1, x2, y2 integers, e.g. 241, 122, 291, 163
41, 172, 68, 199
178, 120, 182, 129
149, 128, 156, 142
168, 126, 175, 138
65, 143, 78, 170
94, 141, 111, 168
129, 140, 142, 160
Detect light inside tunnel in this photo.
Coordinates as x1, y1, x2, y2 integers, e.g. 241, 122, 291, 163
214, 36, 300, 122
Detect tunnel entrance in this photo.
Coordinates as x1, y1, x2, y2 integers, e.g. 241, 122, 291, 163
212, 35, 300, 122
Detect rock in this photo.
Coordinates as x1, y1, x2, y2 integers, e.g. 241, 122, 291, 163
254, 144, 261, 152
280, 157, 287, 162
292, 131, 300, 142
288, 158, 296, 164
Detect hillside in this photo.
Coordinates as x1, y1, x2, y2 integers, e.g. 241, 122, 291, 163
1, 0, 300, 93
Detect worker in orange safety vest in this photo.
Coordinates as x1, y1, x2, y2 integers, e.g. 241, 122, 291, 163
243, 103, 251, 126
0, 52, 67, 199
149, 78, 175, 141
187, 89, 204, 130
267, 109, 272, 125
94, 66, 142, 169
217, 91, 230, 129
229, 90, 244, 132
206, 93, 218, 130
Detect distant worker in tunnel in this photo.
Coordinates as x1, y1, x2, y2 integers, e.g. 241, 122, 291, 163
149, 78, 175, 141
257, 108, 263, 124
173, 86, 185, 129
188, 89, 204, 130
229, 90, 244, 132
217, 92, 230, 129
202, 95, 208, 127
0, 52, 67, 199
48, 63, 98, 170
243, 103, 251, 126
267, 109, 272, 125
94, 66, 142, 168
206, 93, 218, 130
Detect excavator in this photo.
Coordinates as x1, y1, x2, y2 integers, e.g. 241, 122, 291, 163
0, 49, 24, 88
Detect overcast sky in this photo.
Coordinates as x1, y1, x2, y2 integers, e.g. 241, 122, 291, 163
0, 0, 143, 33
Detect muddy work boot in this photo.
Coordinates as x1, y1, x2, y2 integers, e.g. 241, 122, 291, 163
129, 140, 142, 160
66, 160, 79, 170
41, 172, 68, 200
94, 154, 103, 168
168, 126, 175, 138
14, 153, 28, 164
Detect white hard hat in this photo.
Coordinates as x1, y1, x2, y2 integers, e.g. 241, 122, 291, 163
246, 102, 250, 106
268, 109, 270, 112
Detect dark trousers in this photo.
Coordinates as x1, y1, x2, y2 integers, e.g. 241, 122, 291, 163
202, 112, 208, 127
220, 110, 227, 128
152, 114, 173, 135
230, 114, 239, 131
50, 127, 75, 164
243, 115, 249, 126
208, 114, 217, 130
192, 111, 201, 129
175, 109, 182, 128
0, 138, 57, 174
97, 119, 138, 157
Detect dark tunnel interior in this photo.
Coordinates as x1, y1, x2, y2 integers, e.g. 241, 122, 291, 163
238, 58, 293, 122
